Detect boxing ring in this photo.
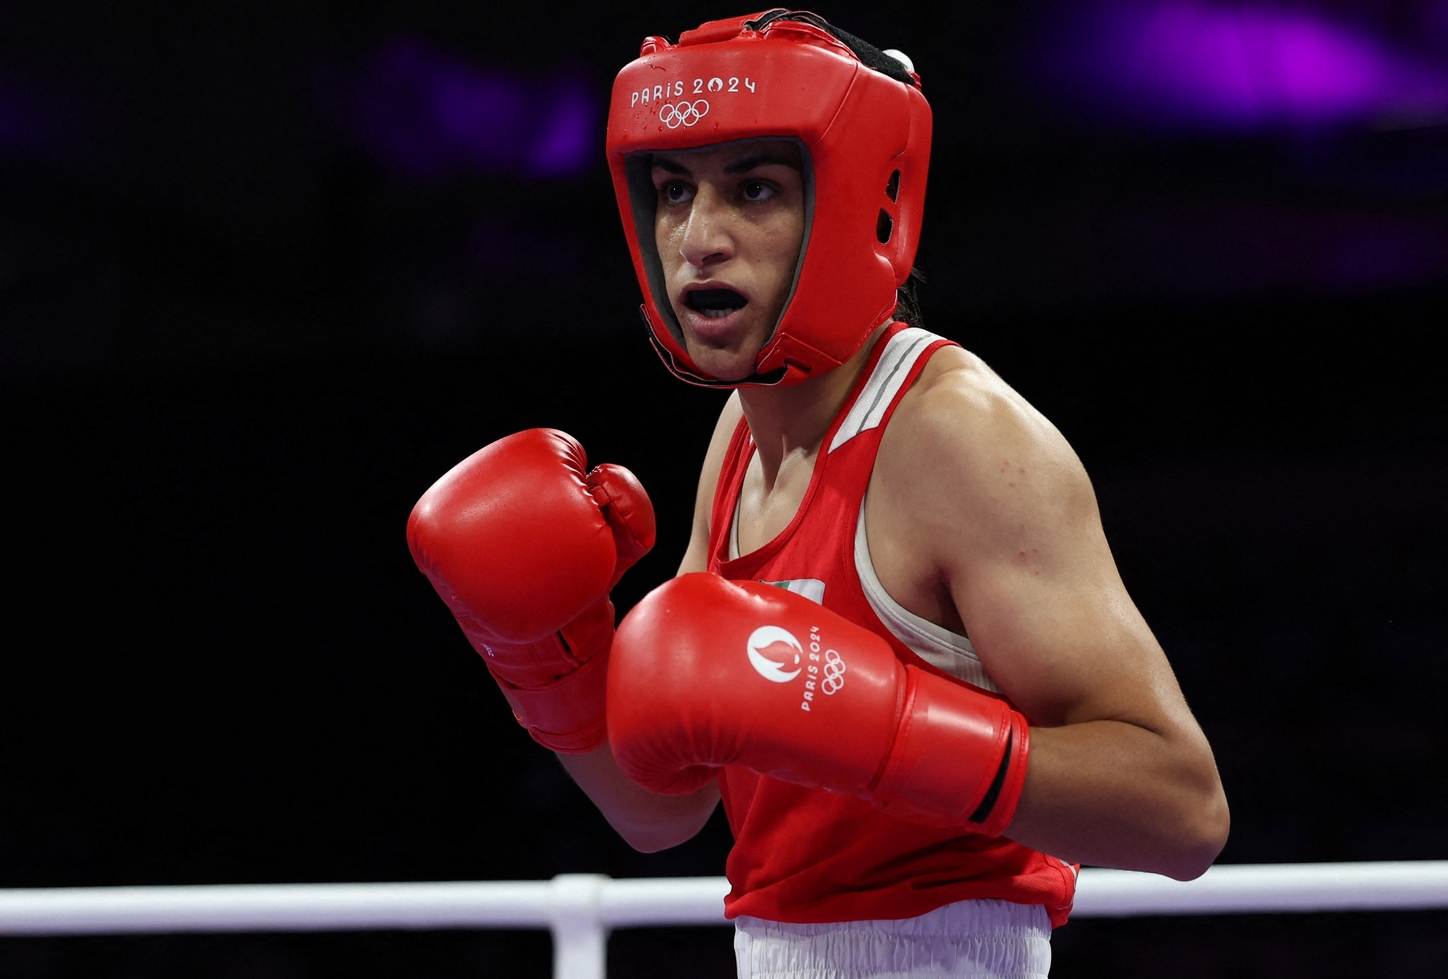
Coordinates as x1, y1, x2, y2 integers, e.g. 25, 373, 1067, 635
1, 862, 1446, 978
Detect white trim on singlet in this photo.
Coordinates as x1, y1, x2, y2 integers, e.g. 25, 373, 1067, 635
731, 325, 938, 563
730, 495, 741, 561
856, 500, 999, 693
828, 327, 937, 453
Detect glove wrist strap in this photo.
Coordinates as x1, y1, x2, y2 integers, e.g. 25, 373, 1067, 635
869, 666, 1030, 835
488, 644, 611, 754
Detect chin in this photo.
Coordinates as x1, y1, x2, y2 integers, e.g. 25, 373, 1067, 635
687, 349, 756, 383
679, 326, 765, 384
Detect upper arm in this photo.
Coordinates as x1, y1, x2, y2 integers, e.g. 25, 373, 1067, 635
883, 360, 1201, 739
557, 396, 738, 851
677, 394, 744, 576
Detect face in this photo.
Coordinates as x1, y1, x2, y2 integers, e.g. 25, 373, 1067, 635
651, 139, 806, 382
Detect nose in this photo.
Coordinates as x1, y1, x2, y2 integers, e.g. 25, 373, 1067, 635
677, 186, 734, 271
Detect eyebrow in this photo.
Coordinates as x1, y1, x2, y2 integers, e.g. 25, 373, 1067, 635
652, 157, 692, 176
651, 152, 800, 176
725, 153, 799, 174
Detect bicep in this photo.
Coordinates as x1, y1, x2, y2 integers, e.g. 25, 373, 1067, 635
957, 526, 1190, 733
948, 474, 1227, 872
886, 370, 1225, 869
912, 389, 1194, 732
949, 457, 1201, 740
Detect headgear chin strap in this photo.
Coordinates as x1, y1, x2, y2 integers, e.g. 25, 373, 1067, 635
606, 10, 932, 387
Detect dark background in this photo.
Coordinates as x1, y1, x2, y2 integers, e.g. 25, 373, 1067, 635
2, 1, 1446, 976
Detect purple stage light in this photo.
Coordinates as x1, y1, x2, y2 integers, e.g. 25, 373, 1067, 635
1036, 0, 1448, 130
0, 78, 63, 157
529, 86, 594, 177
1322, 213, 1448, 290
323, 37, 597, 180
1101, 204, 1448, 296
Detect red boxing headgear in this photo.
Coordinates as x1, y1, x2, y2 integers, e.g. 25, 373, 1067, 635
606, 10, 932, 387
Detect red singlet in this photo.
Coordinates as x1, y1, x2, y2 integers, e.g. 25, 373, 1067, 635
708, 323, 1078, 927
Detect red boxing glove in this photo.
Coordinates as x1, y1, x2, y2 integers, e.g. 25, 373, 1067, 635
608, 573, 1029, 835
407, 429, 655, 753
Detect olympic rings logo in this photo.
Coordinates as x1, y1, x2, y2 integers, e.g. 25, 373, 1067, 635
820, 649, 846, 695
659, 100, 710, 129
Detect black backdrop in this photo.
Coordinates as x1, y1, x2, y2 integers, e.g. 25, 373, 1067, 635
2, 1, 1446, 976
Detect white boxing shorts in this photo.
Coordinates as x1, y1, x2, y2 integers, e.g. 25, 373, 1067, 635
733, 898, 1052, 979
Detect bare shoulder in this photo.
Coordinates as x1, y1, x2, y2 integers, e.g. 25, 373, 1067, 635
677, 393, 744, 575
878, 344, 1162, 726
877, 344, 1097, 563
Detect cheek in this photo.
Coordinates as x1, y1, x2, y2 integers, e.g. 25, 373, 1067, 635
763, 213, 805, 277
654, 219, 681, 271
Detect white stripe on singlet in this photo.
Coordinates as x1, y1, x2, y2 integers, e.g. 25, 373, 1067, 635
828, 327, 937, 453
855, 498, 999, 693
730, 492, 995, 692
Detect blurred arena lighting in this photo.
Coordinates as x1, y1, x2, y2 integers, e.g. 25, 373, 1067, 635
0, 76, 72, 159
1034, 0, 1448, 131
318, 37, 597, 180
1097, 205, 1448, 295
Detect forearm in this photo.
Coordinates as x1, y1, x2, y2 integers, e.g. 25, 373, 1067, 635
557, 742, 720, 853
1006, 720, 1229, 880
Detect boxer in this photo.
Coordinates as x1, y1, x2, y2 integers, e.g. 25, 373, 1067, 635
410, 11, 1228, 977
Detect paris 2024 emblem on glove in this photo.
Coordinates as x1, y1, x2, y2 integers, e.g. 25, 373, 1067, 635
608, 573, 1030, 836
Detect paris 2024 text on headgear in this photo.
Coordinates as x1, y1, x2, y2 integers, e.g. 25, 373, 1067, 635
606, 9, 932, 387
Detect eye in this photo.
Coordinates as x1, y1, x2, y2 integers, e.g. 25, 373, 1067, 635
660, 181, 694, 205
741, 179, 775, 202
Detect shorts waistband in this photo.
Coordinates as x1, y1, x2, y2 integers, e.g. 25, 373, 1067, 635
734, 898, 1052, 979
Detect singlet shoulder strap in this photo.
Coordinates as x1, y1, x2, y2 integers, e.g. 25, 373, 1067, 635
855, 503, 998, 692
828, 327, 952, 453
706, 412, 756, 570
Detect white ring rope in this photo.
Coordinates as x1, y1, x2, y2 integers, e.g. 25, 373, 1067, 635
1073, 861, 1448, 916
1, 863, 1445, 937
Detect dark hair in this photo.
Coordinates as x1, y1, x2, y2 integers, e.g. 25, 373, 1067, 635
894, 267, 926, 328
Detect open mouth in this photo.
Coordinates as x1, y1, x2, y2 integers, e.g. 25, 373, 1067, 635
684, 288, 748, 320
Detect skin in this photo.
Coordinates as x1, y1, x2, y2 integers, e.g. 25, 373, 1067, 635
561, 140, 1229, 878
650, 138, 806, 383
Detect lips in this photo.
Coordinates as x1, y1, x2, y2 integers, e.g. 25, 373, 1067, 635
684, 287, 748, 319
